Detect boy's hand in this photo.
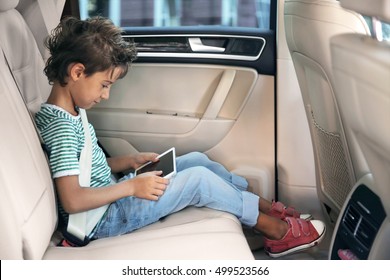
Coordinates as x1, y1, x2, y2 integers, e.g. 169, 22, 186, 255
130, 171, 169, 200
107, 152, 159, 174
131, 152, 159, 169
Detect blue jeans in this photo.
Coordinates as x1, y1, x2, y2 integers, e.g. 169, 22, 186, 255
92, 152, 260, 239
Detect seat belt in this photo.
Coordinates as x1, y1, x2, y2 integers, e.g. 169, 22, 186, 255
67, 108, 109, 242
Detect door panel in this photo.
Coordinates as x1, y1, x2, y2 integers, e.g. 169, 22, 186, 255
88, 63, 257, 154
126, 28, 276, 75
132, 34, 266, 62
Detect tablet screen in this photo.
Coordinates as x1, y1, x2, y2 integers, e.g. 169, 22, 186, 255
135, 148, 176, 179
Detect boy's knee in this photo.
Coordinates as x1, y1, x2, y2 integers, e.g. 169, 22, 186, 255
188, 151, 209, 162
172, 166, 213, 194
179, 166, 215, 187
187, 165, 212, 177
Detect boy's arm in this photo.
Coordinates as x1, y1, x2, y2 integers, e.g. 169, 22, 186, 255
55, 172, 168, 214
107, 152, 159, 173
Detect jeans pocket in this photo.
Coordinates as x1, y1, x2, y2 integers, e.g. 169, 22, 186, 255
94, 200, 127, 238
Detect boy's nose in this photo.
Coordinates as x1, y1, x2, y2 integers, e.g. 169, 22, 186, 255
101, 91, 110, 100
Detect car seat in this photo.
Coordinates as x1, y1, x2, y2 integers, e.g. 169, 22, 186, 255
284, 0, 370, 223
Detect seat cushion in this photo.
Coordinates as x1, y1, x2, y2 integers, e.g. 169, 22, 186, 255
43, 207, 254, 260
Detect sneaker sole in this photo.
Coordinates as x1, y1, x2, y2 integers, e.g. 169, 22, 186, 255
300, 214, 313, 221
265, 226, 326, 258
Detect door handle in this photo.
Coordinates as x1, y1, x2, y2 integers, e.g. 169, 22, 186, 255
188, 38, 225, 53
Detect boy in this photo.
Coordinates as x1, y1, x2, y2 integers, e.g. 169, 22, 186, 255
35, 16, 325, 258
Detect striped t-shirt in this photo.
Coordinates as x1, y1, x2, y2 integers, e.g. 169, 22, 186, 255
35, 104, 112, 228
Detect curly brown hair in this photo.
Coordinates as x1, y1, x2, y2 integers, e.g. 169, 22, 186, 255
44, 16, 137, 86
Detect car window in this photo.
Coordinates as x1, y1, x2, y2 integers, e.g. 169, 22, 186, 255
364, 16, 390, 41
79, 0, 272, 30
381, 22, 390, 41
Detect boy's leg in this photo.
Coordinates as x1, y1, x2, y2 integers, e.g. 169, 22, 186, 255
176, 153, 277, 217
255, 212, 288, 240
92, 166, 259, 239
176, 152, 248, 191
176, 153, 309, 221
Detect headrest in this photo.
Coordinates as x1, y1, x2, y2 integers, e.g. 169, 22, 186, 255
0, 0, 19, 12
341, 0, 390, 23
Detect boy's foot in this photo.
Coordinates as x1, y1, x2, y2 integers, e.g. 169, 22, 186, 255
264, 217, 326, 258
267, 201, 312, 221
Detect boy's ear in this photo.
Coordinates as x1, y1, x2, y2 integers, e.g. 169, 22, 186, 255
69, 63, 86, 81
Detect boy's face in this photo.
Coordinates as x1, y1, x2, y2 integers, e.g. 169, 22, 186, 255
71, 66, 122, 110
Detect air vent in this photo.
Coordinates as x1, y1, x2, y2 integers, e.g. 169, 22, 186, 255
356, 219, 376, 249
343, 204, 360, 233
331, 184, 386, 260
343, 203, 378, 250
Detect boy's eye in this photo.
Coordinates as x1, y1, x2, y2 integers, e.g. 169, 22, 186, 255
102, 84, 109, 89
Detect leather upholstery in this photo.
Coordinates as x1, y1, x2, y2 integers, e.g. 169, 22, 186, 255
0, 0, 19, 12
341, 0, 390, 22
331, 0, 390, 216
284, 0, 370, 221
0, 2, 50, 114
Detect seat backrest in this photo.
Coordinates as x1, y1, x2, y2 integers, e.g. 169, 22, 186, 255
0, 50, 57, 260
284, 0, 370, 222
16, 0, 66, 61
0, 0, 51, 114
330, 0, 390, 216
0, 0, 57, 259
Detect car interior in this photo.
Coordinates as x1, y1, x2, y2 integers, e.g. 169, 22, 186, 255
0, 0, 389, 260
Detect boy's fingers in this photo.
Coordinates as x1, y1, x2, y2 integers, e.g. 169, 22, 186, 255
155, 189, 164, 197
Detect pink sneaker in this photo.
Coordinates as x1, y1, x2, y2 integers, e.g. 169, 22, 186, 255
268, 201, 312, 221
264, 217, 326, 258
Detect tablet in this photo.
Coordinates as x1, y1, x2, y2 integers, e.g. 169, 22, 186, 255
134, 147, 176, 179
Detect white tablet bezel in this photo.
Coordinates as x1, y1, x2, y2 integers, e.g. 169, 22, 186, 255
134, 147, 176, 179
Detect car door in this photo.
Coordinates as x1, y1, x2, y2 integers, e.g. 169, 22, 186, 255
71, 0, 277, 200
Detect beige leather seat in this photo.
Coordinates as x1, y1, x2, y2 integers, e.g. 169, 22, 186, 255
16, 0, 65, 61
0, 0, 254, 260
0, 0, 50, 113
284, 0, 370, 222
330, 0, 390, 217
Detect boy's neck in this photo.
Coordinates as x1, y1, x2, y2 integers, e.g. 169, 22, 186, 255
47, 83, 78, 116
